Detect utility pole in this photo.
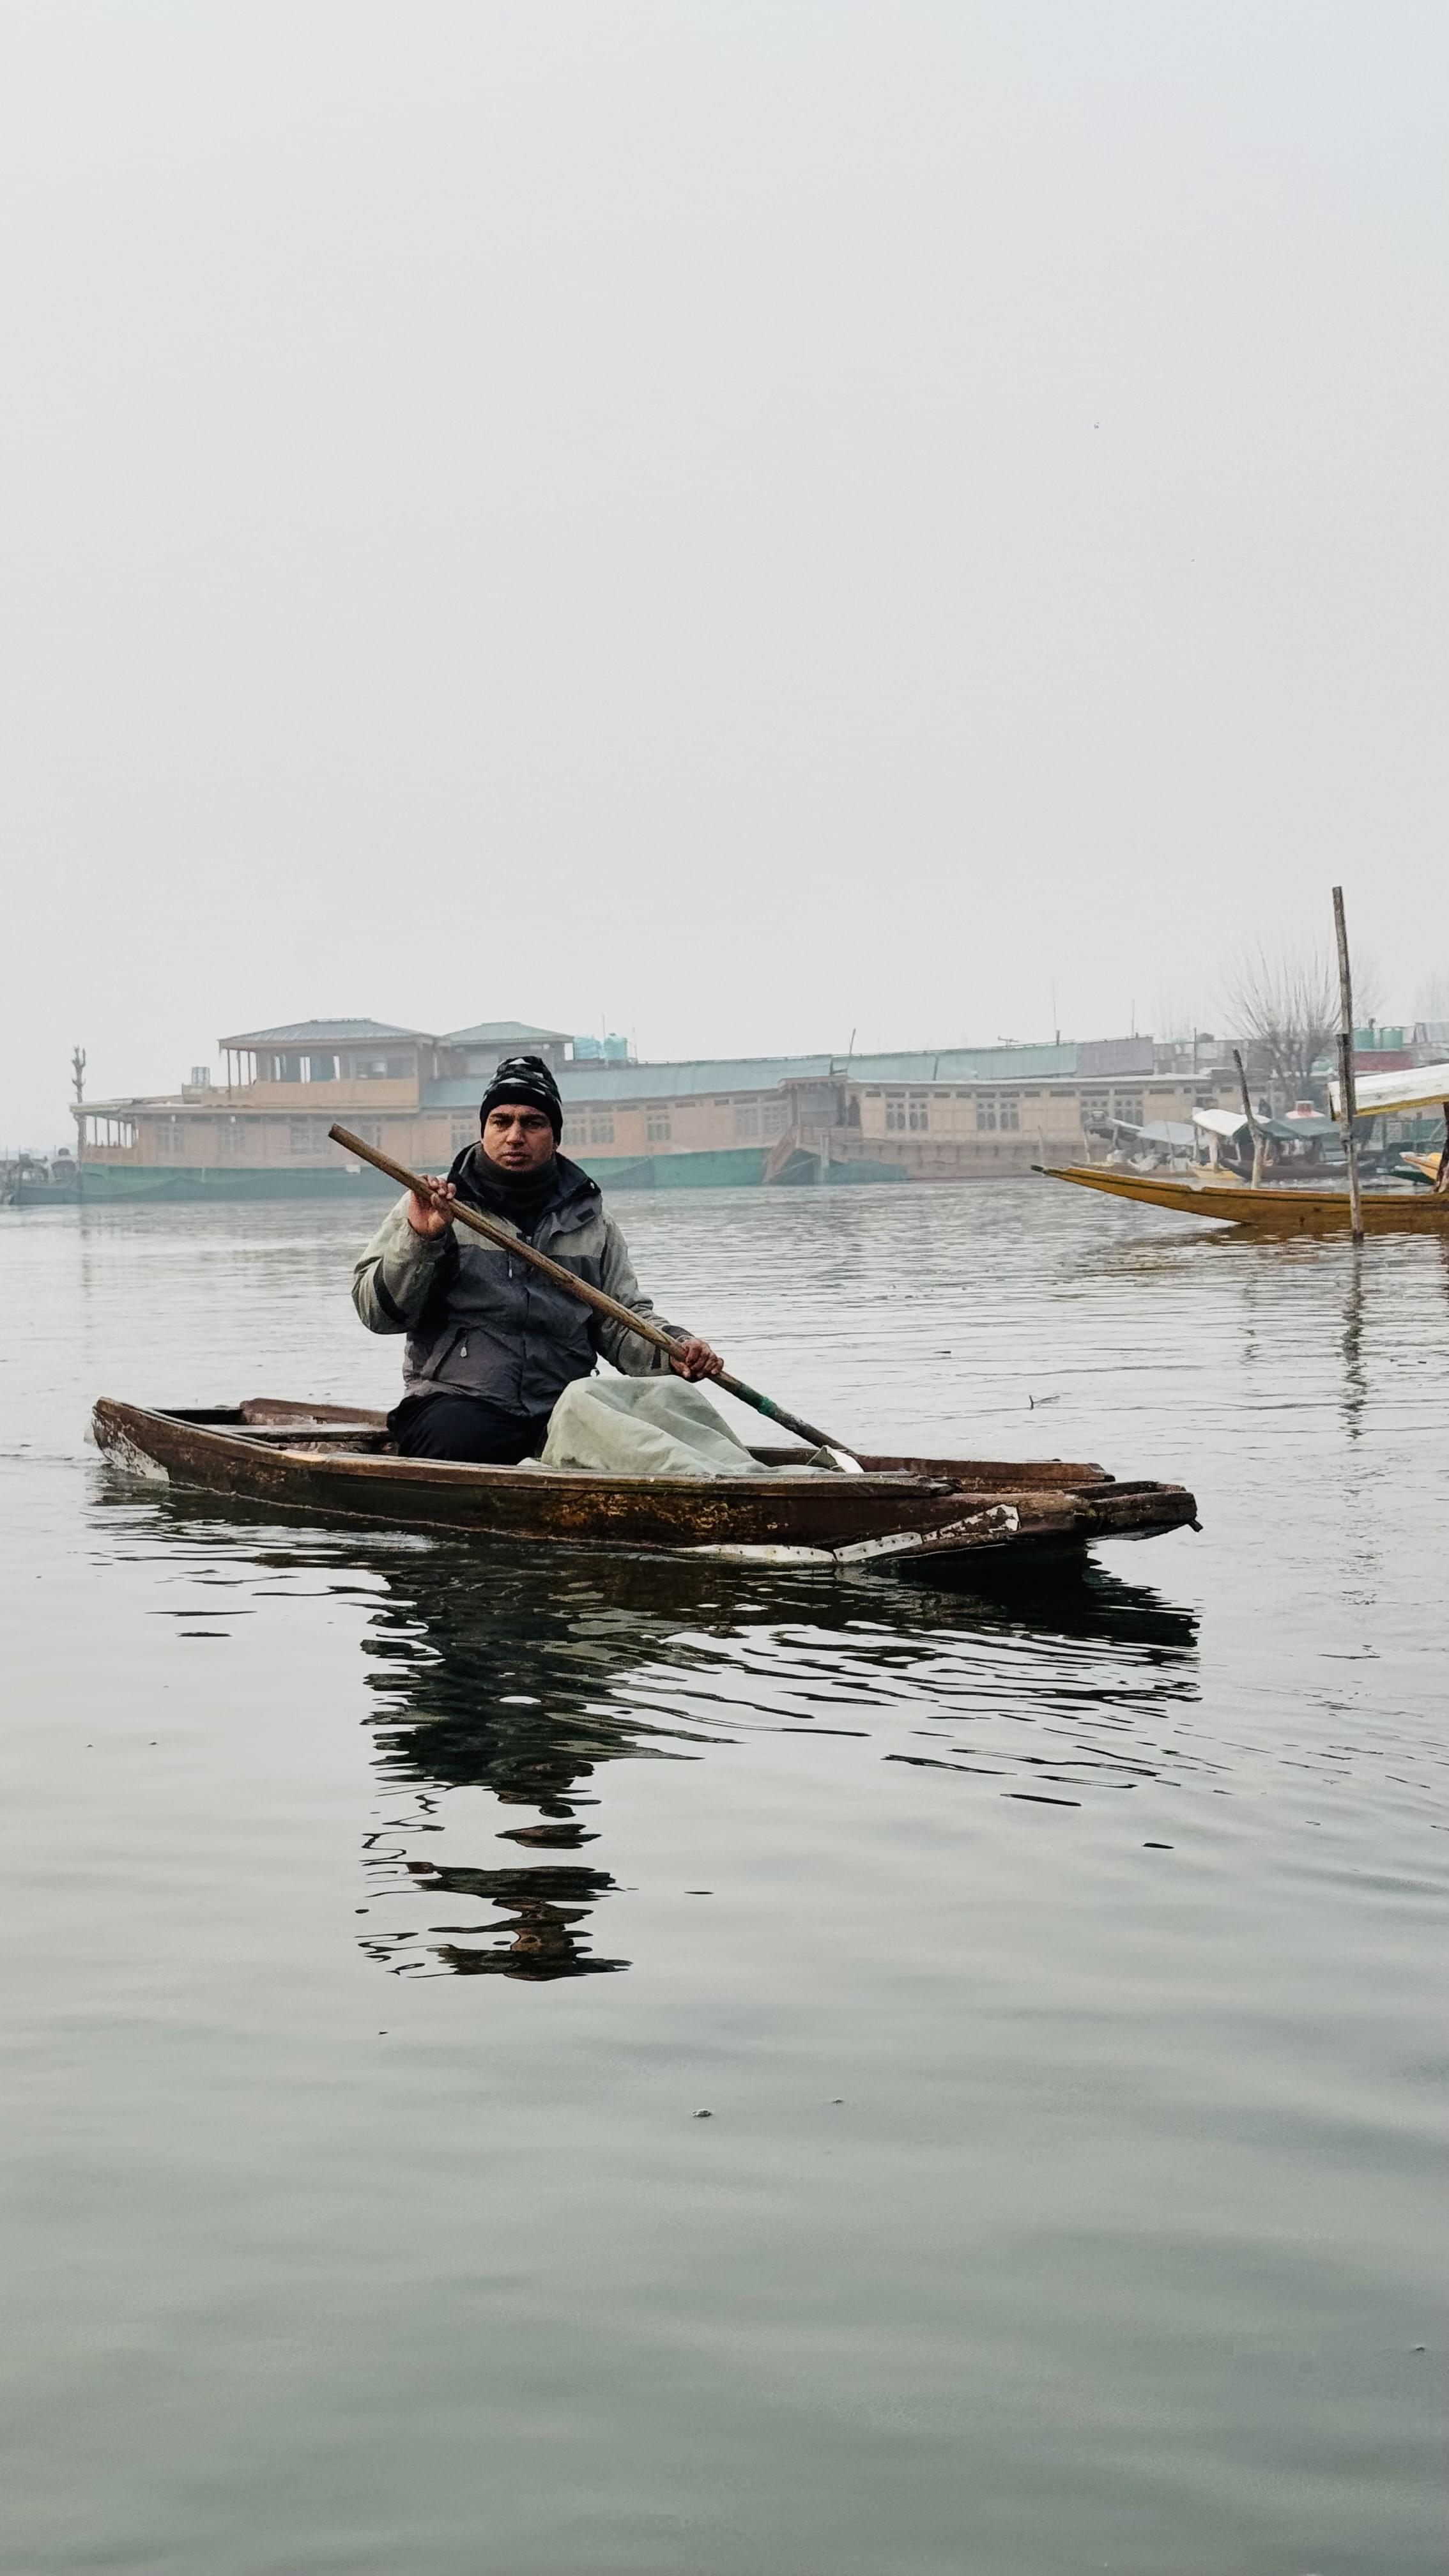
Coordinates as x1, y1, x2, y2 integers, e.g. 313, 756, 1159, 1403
1331, 886, 1364, 1245
71, 1045, 86, 1202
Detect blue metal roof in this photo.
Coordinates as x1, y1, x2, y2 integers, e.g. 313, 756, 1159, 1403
422, 1043, 1091, 1108
423, 1054, 834, 1110
219, 1018, 432, 1048
440, 1020, 572, 1047
846, 1045, 1078, 1084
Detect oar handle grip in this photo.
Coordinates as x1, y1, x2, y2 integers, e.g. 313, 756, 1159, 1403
713, 1374, 841, 1453
330, 1124, 850, 1455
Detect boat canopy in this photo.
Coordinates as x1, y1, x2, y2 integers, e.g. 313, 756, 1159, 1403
1193, 1107, 1340, 1144
1110, 1119, 1196, 1147
1328, 1059, 1449, 1119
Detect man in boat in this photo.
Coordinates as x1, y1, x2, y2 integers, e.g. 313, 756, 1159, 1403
352, 1054, 723, 1461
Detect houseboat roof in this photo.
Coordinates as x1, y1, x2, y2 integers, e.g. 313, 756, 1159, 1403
218, 1018, 434, 1049
424, 1054, 834, 1110
440, 1020, 573, 1048
845, 1044, 1079, 1084
420, 1041, 1142, 1109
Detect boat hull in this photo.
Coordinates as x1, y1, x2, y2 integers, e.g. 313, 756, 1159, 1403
91, 1398, 1198, 1570
1038, 1163, 1449, 1232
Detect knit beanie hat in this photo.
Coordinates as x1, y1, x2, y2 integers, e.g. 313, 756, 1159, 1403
479, 1054, 564, 1140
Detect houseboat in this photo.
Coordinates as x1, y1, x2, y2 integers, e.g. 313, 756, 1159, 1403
66, 1020, 1222, 1201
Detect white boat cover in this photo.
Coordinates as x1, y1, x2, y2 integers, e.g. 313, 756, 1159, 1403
1112, 1119, 1196, 1147
1194, 1106, 1342, 1144
1328, 1061, 1449, 1119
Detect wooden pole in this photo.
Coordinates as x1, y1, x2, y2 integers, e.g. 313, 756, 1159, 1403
1231, 1050, 1266, 1188
328, 1123, 858, 1461
1331, 885, 1365, 1244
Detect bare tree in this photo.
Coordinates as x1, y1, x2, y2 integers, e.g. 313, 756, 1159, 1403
1222, 942, 1344, 1107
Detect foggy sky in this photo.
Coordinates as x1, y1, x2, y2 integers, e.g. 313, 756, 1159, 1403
2, 2, 1445, 1142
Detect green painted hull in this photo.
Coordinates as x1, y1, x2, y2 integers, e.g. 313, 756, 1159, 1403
9, 1181, 81, 1208
73, 1163, 396, 1202
61, 1144, 915, 1205
72, 1146, 773, 1202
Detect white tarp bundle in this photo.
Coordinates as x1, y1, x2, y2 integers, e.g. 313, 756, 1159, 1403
540, 1376, 837, 1478
1328, 1060, 1449, 1119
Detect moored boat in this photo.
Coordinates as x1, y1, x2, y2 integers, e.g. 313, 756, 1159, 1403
1036, 1161, 1449, 1232
91, 1396, 1198, 1572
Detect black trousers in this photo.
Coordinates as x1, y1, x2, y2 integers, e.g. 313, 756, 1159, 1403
388, 1392, 555, 1464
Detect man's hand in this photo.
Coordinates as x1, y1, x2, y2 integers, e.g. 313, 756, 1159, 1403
406, 1177, 457, 1239
669, 1336, 724, 1383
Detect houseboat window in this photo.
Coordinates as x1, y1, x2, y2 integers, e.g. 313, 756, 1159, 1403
588, 1114, 615, 1146
884, 1092, 907, 1130
976, 1097, 997, 1130
289, 1120, 323, 1154
277, 1054, 303, 1082
646, 1109, 671, 1142
762, 1098, 789, 1138
217, 1119, 243, 1157
1112, 1092, 1144, 1125
451, 1116, 476, 1151
1080, 1089, 1110, 1124
157, 1118, 183, 1156
908, 1094, 930, 1131
734, 1101, 761, 1140
997, 1094, 1020, 1131
307, 1054, 336, 1082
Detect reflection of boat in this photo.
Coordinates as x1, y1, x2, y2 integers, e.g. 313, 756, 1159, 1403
91, 1394, 1197, 1568
1036, 1162, 1449, 1232
99, 1480, 1200, 1981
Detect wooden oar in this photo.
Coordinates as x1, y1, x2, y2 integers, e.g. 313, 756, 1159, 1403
329, 1123, 860, 1465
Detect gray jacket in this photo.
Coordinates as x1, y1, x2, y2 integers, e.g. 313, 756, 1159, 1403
352, 1151, 682, 1416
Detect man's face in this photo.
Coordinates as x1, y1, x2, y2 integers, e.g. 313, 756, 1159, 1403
482, 1103, 556, 1172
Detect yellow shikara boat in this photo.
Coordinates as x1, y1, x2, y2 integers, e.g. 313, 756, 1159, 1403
1039, 1057, 1449, 1234
1036, 1162, 1449, 1233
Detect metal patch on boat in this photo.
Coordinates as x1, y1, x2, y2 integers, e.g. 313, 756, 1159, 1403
684, 1505, 1020, 1568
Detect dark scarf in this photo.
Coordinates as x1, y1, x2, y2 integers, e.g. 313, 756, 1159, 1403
463, 1149, 563, 1244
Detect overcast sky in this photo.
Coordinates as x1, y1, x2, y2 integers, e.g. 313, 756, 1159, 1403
1, 2, 1445, 1140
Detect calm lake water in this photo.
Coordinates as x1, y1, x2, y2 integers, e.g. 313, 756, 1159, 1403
2, 1179, 1445, 2575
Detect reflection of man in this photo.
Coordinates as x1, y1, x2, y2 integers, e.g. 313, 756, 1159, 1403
352, 1054, 723, 1461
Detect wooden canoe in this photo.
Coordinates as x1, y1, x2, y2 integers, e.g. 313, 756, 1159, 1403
90, 1396, 1198, 1572
1037, 1162, 1449, 1233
